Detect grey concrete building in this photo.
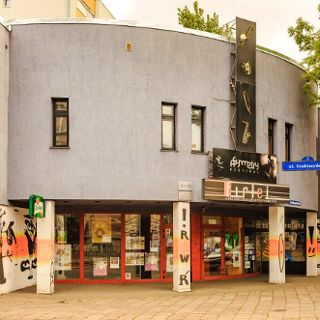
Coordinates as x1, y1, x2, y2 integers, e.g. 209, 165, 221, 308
0, 19, 318, 293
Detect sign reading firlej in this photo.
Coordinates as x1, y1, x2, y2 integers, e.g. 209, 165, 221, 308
203, 179, 289, 204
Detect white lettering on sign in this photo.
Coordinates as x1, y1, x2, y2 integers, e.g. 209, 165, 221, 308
230, 156, 260, 171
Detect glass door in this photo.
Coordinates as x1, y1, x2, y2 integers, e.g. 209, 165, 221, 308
124, 214, 161, 280
203, 228, 223, 277
224, 217, 243, 276
55, 214, 80, 280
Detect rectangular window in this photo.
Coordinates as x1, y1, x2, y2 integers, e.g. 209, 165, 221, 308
3, 0, 11, 8
268, 118, 276, 155
52, 98, 69, 147
191, 106, 204, 153
285, 123, 293, 161
161, 103, 176, 150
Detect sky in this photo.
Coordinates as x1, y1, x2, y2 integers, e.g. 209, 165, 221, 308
102, 0, 320, 62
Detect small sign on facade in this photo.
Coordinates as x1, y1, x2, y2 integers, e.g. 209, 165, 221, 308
178, 181, 192, 202
288, 200, 301, 206
29, 194, 45, 218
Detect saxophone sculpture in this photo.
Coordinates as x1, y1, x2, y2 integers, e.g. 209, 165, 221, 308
242, 120, 251, 144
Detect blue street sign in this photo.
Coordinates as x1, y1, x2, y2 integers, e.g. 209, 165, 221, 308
302, 156, 314, 161
282, 161, 320, 171
288, 200, 301, 206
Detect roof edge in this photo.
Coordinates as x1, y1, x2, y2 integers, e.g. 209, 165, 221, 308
4, 18, 304, 70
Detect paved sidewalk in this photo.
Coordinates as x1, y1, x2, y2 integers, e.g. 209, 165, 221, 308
1, 275, 320, 319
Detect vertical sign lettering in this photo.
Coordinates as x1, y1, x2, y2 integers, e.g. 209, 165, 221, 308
173, 203, 191, 292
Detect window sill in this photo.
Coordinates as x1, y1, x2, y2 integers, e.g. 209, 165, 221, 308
160, 149, 179, 152
50, 146, 70, 149
191, 151, 209, 155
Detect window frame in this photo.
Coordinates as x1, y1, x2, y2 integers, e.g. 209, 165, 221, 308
268, 118, 277, 155
161, 102, 176, 151
3, 0, 11, 8
52, 98, 69, 148
285, 123, 293, 161
191, 105, 205, 153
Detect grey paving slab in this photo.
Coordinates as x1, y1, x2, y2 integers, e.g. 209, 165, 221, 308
2, 275, 320, 319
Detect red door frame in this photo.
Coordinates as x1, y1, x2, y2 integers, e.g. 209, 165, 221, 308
55, 212, 173, 284
200, 216, 260, 281
201, 223, 225, 280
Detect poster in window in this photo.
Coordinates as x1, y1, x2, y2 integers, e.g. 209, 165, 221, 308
92, 215, 112, 243
126, 236, 145, 250
125, 252, 144, 266
125, 272, 131, 280
232, 251, 240, 268
150, 233, 160, 252
166, 235, 173, 247
145, 253, 159, 271
285, 232, 297, 251
56, 214, 67, 244
166, 253, 174, 272
55, 244, 72, 271
93, 258, 108, 276
110, 257, 120, 269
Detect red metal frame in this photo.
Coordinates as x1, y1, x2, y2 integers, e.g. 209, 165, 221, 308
200, 216, 259, 281
55, 212, 260, 284
55, 212, 173, 284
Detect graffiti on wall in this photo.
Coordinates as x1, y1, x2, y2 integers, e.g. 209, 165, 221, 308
0, 209, 17, 284
307, 226, 316, 257
278, 214, 285, 273
0, 208, 38, 287
20, 215, 37, 279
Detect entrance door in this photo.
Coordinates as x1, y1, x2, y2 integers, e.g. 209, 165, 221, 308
224, 217, 243, 276
203, 228, 223, 277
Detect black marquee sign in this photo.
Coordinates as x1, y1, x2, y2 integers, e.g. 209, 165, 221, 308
236, 17, 256, 153
210, 148, 277, 184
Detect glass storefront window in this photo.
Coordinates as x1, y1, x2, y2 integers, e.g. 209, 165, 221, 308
84, 214, 121, 280
285, 218, 305, 262
244, 219, 258, 273
55, 214, 80, 279
163, 214, 173, 278
125, 214, 160, 280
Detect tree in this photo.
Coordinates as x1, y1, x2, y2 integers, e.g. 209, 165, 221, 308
288, 4, 320, 106
177, 1, 231, 37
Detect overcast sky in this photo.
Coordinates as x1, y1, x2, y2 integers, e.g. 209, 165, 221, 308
102, 0, 319, 62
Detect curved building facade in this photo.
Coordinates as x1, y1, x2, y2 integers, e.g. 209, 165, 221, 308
1, 20, 318, 291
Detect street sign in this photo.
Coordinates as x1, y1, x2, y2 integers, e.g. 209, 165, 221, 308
288, 200, 301, 206
282, 161, 320, 171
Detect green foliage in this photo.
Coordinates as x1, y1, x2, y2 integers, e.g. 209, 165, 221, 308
288, 4, 320, 105
177, 1, 231, 37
